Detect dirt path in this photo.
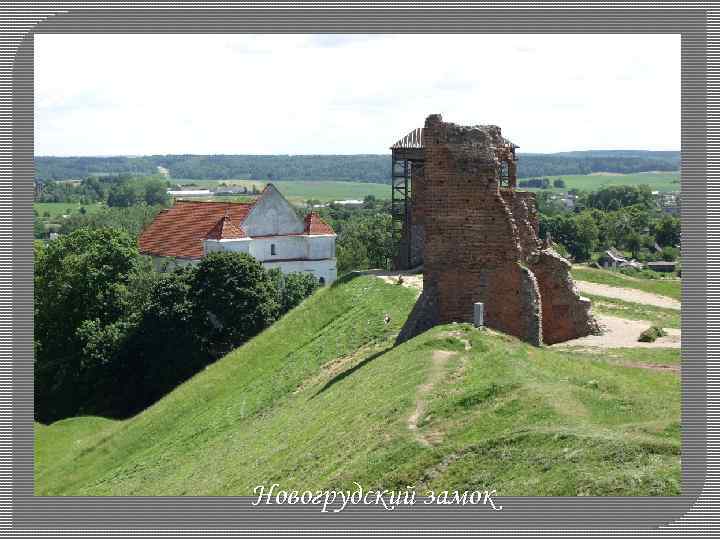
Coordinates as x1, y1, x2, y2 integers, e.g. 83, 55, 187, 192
552, 314, 681, 349
373, 271, 681, 312
408, 350, 456, 447
574, 281, 680, 310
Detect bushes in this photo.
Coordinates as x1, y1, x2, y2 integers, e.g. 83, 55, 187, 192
34, 238, 319, 422
638, 326, 667, 343
269, 269, 319, 315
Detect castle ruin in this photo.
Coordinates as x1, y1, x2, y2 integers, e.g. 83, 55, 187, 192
394, 114, 599, 346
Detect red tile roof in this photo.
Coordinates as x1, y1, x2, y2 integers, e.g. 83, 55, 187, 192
205, 214, 248, 240
304, 212, 335, 235
139, 201, 254, 259
139, 201, 337, 260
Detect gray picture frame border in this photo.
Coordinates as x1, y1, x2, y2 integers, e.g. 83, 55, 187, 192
1, 3, 714, 536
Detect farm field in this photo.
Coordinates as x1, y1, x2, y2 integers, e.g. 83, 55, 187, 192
36, 274, 680, 497
34, 202, 104, 218
172, 179, 390, 203
522, 171, 680, 193
169, 171, 680, 205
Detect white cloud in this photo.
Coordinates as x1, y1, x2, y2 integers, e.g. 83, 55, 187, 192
34, 33, 680, 155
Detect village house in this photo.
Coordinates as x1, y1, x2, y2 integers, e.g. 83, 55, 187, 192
139, 184, 337, 285
597, 248, 643, 270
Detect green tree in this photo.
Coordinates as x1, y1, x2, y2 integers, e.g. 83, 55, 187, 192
363, 194, 378, 209
34, 228, 139, 421
623, 232, 642, 259
280, 272, 318, 313
336, 214, 395, 274
107, 180, 142, 207
143, 177, 170, 206
191, 252, 279, 358
568, 213, 599, 262
655, 214, 681, 247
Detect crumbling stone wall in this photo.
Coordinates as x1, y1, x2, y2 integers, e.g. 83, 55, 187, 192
529, 249, 598, 344
502, 189, 541, 259
501, 190, 599, 344
397, 114, 598, 346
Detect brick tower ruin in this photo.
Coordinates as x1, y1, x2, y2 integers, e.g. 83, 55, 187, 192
395, 114, 599, 346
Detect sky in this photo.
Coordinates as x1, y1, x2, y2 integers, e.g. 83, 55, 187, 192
34, 34, 680, 156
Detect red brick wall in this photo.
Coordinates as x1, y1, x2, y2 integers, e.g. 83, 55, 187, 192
398, 114, 597, 347
420, 115, 542, 344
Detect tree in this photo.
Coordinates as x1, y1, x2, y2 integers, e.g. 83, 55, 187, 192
571, 213, 600, 261
143, 177, 170, 206
625, 232, 643, 259
34, 228, 139, 421
363, 194, 378, 209
553, 178, 566, 189
34, 217, 45, 239
585, 185, 655, 211
107, 180, 142, 207
336, 213, 396, 274
540, 212, 598, 262
655, 214, 681, 247
190, 252, 279, 358
279, 272, 318, 314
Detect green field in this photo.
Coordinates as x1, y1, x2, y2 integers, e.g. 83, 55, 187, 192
523, 171, 680, 193
571, 266, 681, 301
34, 202, 104, 218
173, 179, 390, 204
36, 275, 680, 497
173, 172, 680, 203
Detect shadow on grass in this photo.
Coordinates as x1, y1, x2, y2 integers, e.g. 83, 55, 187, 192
311, 346, 393, 398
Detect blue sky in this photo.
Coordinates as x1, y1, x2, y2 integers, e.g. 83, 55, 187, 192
34, 34, 680, 156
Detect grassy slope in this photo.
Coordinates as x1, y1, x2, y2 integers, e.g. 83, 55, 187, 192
35, 276, 680, 496
571, 267, 681, 301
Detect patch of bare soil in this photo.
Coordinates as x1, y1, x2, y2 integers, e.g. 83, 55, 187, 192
574, 281, 680, 310
371, 270, 424, 292
408, 350, 457, 447
552, 314, 680, 350
293, 344, 378, 395
625, 363, 680, 374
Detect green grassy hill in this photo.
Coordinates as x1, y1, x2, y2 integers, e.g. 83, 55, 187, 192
35, 275, 680, 496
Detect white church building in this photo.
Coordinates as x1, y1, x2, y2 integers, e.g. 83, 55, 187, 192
139, 184, 337, 285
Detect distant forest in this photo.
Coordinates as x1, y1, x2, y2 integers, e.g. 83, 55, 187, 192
34, 151, 681, 184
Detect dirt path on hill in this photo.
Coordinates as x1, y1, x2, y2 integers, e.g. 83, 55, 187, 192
373, 271, 681, 311
408, 350, 457, 447
574, 281, 680, 310
552, 314, 681, 349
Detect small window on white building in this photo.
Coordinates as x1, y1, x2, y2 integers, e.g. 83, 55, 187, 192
270, 243, 276, 256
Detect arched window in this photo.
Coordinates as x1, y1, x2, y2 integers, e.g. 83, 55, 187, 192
319, 277, 326, 286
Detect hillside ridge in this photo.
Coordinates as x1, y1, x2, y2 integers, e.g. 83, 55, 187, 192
35, 275, 680, 496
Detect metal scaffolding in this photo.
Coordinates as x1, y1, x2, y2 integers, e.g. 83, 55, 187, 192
390, 128, 425, 269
